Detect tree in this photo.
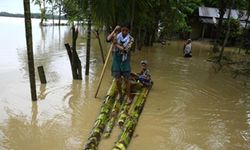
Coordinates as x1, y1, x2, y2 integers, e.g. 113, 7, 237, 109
213, 0, 228, 53
159, 0, 201, 40
60, 0, 212, 49
47, 0, 55, 25
218, 0, 235, 63
221, 18, 241, 45
85, 0, 91, 75
238, 0, 250, 54
32, 0, 47, 25
56, 0, 63, 25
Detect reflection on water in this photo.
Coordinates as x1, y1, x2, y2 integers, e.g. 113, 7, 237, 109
38, 84, 47, 100
0, 17, 250, 150
240, 91, 250, 148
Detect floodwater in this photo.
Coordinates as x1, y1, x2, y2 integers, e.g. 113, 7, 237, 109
0, 16, 250, 150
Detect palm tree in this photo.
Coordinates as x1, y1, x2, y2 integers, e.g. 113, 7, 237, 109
32, 0, 47, 25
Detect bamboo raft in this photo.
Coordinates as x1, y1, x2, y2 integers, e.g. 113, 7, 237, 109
83, 79, 153, 150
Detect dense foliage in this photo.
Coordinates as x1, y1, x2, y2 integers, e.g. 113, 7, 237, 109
32, 0, 250, 49
221, 19, 241, 45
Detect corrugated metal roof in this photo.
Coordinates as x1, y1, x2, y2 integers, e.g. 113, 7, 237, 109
199, 6, 250, 21
199, 7, 220, 18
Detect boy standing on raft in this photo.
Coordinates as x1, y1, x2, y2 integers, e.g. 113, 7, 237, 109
107, 24, 134, 104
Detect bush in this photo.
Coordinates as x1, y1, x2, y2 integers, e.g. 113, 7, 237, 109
221, 19, 242, 45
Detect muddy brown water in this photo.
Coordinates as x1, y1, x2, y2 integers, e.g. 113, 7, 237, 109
0, 17, 250, 150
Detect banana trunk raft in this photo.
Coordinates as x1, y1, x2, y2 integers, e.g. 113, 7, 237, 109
83, 79, 153, 150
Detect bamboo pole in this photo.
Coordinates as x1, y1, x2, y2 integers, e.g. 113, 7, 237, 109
117, 99, 131, 127
103, 92, 126, 138
83, 80, 117, 150
94, 44, 113, 98
112, 87, 152, 150
85, 0, 92, 75
95, 30, 105, 64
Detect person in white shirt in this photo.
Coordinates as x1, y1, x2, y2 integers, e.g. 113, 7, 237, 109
183, 39, 192, 57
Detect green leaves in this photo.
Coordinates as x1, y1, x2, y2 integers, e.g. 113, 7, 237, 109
62, 0, 84, 22
158, 0, 201, 38
222, 18, 242, 39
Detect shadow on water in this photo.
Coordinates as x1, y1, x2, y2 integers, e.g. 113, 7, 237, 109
0, 101, 68, 150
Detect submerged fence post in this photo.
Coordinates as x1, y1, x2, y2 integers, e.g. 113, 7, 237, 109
23, 0, 37, 101
65, 42, 82, 80
37, 66, 47, 84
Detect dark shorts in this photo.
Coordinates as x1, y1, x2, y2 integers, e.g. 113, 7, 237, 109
112, 71, 130, 79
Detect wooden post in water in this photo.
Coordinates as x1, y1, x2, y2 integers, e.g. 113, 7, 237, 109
71, 25, 78, 79
37, 66, 47, 84
73, 27, 82, 80
65, 43, 74, 78
95, 29, 105, 64
65, 41, 82, 80
23, 0, 37, 101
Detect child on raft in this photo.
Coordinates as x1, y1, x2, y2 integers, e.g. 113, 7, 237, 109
130, 60, 152, 87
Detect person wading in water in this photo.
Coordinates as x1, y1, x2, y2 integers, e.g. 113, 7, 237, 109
183, 39, 192, 57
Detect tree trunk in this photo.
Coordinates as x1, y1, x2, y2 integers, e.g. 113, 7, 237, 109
113, 86, 152, 150
130, 0, 135, 34
85, 0, 92, 75
58, 1, 61, 25
52, 5, 54, 25
39, 0, 46, 25
245, 14, 250, 54
213, 0, 227, 53
144, 30, 150, 46
71, 25, 82, 80
23, 0, 37, 101
140, 28, 146, 50
136, 26, 142, 50
239, 13, 250, 54
218, 0, 234, 63
83, 80, 117, 149
71, 25, 78, 79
